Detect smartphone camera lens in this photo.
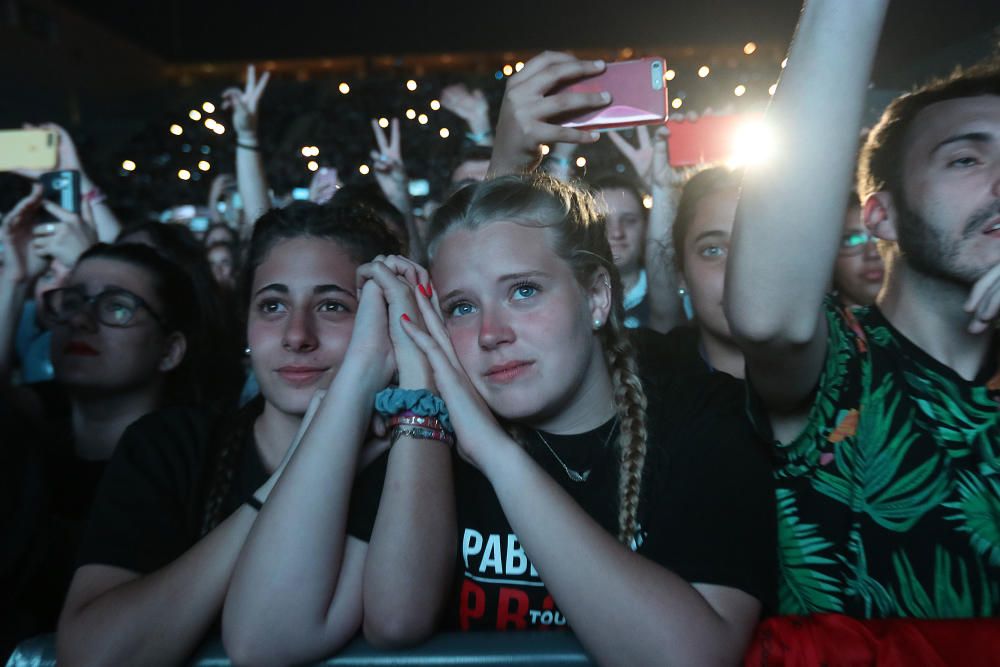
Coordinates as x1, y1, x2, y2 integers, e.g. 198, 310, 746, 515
651, 62, 664, 91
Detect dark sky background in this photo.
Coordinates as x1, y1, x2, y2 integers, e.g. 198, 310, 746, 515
60, 0, 999, 80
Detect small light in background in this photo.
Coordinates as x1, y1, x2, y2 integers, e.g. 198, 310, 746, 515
189, 109, 202, 121
307, 160, 319, 172
642, 194, 654, 209
339, 82, 350, 94
406, 79, 418, 91
502, 64, 514, 76
781, 58, 788, 69
178, 169, 191, 181
170, 124, 183, 136
205, 118, 217, 130
439, 127, 450, 138
202, 101, 216, 113
430, 99, 441, 110
122, 160, 136, 172
417, 113, 429, 125
359, 164, 370, 175
575, 156, 587, 168
515, 61, 525, 72
734, 84, 747, 97
301, 146, 311, 156
743, 42, 757, 55
405, 108, 416, 120
378, 117, 390, 128
671, 98, 683, 109
768, 83, 778, 96
540, 144, 550, 155
198, 160, 211, 171
697, 66, 710, 78
213, 124, 225, 135
665, 69, 676, 81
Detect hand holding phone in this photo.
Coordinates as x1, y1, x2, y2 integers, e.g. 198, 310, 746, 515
0, 129, 58, 172
553, 57, 669, 132
490, 52, 609, 176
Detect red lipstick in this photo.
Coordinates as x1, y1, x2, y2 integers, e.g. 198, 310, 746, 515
64, 341, 99, 356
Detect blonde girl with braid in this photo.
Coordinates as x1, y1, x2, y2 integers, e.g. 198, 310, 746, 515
358, 170, 776, 666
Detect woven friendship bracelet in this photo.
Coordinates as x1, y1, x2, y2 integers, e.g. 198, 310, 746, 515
391, 425, 454, 447
375, 387, 453, 432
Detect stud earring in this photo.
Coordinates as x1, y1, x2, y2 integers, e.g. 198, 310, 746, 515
678, 286, 687, 296
244, 346, 251, 356
593, 319, 602, 329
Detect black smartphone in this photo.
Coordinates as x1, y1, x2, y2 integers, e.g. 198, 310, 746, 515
39, 170, 81, 221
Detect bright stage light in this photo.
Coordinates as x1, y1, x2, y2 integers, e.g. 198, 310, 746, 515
728, 119, 776, 168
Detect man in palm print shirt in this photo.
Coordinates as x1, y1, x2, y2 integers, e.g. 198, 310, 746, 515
725, 0, 1000, 619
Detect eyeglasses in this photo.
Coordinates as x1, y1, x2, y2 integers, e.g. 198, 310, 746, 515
839, 231, 877, 255
42, 286, 169, 329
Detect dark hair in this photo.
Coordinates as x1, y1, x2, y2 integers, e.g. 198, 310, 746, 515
75, 243, 202, 405
329, 183, 409, 249
204, 222, 239, 246
671, 166, 743, 275
116, 221, 245, 409
589, 174, 647, 213
201, 200, 401, 533
858, 58, 1000, 201
428, 174, 649, 544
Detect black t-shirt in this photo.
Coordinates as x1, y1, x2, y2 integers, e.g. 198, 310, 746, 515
446, 373, 777, 631
78, 405, 382, 575
632, 325, 713, 379
3, 382, 108, 653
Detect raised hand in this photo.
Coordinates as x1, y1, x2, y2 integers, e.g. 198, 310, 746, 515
490, 52, 610, 176
607, 125, 685, 191
369, 118, 409, 214
221, 64, 270, 141
31, 200, 97, 268
308, 167, 339, 205
8, 123, 85, 181
440, 84, 492, 140
1, 184, 48, 283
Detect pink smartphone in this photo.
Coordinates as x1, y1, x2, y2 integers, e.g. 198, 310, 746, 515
553, 57, 669, 131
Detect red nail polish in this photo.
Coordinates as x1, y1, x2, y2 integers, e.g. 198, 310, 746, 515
417, 283, 428, 297
401, 313, 411, 322
427, 283, 433, 297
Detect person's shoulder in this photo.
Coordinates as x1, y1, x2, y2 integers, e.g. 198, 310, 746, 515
632, 325, 708, 379
115, 405, 219, 470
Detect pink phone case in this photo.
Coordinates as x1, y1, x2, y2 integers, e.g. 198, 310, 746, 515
553, 57, 669, 131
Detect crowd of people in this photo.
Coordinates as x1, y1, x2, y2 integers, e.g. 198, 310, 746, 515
2, 0, 999, 664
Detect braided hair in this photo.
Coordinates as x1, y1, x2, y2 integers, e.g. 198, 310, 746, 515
427, 173, 649, 544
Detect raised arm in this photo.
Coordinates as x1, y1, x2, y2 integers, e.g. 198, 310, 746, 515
609, 125, 686, 332
724, 0, 889, 410
0, 186, 46, 386
222, 65, 271, 227
490, 52, 608, 177
221, 280, 394, 665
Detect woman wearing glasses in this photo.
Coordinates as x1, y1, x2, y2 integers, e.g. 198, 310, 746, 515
832, 195, 885, 309
3, 240, 199, 651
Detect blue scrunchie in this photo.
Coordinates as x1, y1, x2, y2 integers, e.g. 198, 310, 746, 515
374, 387, 453, 433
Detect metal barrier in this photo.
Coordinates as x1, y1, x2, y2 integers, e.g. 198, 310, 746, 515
7, 632, 596, 666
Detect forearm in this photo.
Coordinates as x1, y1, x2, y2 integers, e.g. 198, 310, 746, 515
57, 505, 258, 667
362, 436, 456, 646
235, 135, 270, 225
645, 184, 684, 333
726, 0, 888, 344
485, 445, 752, 667
81, 176, 121, 242
223, 365, 374, 651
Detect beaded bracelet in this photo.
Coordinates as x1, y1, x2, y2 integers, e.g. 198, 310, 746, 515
375, 387, 452, 432
391, 425, 454, 447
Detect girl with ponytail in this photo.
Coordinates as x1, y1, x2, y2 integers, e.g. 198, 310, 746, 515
359, 171, 776, 665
